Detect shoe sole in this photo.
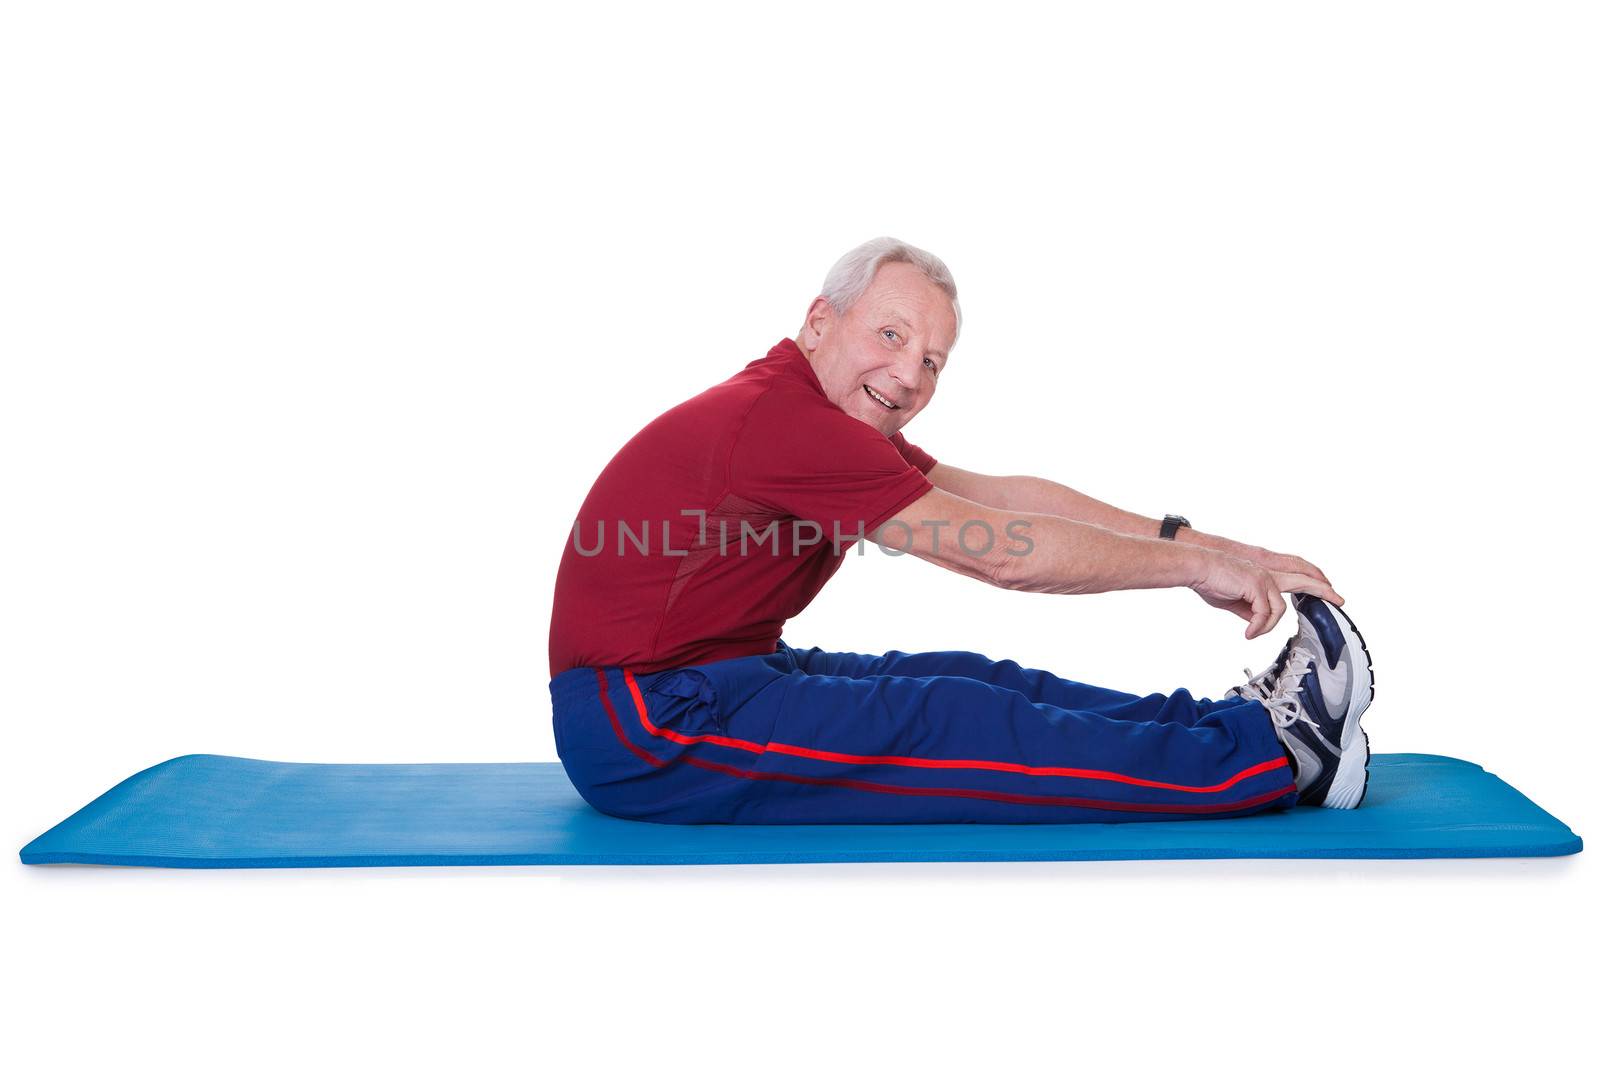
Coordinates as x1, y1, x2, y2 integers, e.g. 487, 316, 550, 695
1312, 597, 1375, 809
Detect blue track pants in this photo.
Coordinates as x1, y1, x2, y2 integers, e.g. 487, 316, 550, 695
550, 639, 1298, 824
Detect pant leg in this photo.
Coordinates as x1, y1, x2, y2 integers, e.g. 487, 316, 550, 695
550, 649, 1295, 825
777, 640, 1246, 727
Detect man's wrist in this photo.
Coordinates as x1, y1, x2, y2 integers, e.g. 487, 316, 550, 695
1179, 540, 1221, 590
1144, 533, 1216, 590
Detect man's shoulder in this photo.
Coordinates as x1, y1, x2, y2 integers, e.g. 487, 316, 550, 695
663, 350, 833, 427
618, 342, 849, 463
652, 360, 787, 429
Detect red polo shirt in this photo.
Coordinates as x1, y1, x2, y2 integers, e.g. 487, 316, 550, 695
548, 337, 938, 676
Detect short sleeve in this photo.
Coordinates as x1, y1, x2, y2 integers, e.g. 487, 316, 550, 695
890, 432, 937, 475
729, 388, 935, 540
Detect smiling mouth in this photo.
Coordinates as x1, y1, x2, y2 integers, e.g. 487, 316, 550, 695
863, 384, 899, 410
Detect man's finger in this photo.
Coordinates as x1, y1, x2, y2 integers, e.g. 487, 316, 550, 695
1263, 577, 1287, 636
1246, 583, 1271, 639
1270, 570, 1343, 607
1271, 552, 1331, 588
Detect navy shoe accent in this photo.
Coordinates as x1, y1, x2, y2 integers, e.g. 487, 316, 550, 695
1297, 666, 1327, 720
1293, 592, 1346, 666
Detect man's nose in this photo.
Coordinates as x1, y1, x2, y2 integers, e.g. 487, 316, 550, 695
890, 350, 922, 389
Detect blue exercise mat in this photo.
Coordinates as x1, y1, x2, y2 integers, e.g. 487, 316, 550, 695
19, 752, 1580, 867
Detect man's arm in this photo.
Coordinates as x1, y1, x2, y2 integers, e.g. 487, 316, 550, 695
924, 461, 1337, 593
926, 462, 1171, 540
874, 486, 1340, 639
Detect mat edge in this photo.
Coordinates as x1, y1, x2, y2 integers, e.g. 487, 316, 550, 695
20, 838, 1583, 868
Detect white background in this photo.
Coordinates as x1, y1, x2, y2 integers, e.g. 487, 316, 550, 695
3, 1, 1595, 1062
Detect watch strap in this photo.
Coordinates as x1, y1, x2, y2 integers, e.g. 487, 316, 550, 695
1159, 514, 1191, 540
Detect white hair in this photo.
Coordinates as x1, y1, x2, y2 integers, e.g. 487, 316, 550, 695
817, 236, 962, 347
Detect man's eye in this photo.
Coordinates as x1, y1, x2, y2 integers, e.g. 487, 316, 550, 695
882, 328, 899, 342
923, 356, 939, 374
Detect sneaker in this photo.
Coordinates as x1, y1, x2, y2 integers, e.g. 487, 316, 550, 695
1243, 594, 1375, 808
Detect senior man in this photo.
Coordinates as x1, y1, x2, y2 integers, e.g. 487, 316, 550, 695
547, 237, 1374, 824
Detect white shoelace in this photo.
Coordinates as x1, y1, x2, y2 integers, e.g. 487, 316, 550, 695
1238, 647, 1323, 734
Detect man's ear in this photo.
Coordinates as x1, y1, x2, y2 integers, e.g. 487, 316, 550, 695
798, 297, 834, 353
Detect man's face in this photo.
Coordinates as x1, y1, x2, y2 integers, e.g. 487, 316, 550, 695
797, 260, 958, 436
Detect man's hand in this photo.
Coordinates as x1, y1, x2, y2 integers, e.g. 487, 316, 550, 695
1188, 534, 1341, 606
1189, 551, 1342, 640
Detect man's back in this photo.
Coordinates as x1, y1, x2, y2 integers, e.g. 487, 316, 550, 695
547, 337, 936, 677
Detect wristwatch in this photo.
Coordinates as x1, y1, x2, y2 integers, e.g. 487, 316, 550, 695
1159, 514, 1191, 540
